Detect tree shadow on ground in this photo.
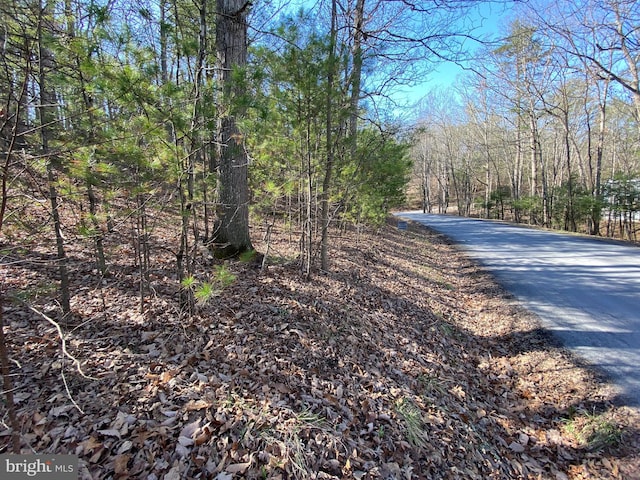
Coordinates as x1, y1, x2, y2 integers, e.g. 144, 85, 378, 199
241, 224, 640, 478
2, 220, 640, 478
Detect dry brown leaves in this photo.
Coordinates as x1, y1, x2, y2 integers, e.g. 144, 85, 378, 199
1, 217, 639, 479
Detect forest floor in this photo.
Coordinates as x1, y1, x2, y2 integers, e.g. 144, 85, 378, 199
1, 216, 639, 479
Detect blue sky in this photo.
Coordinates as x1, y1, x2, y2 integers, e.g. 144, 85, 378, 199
399, 1, 514, 104
278, 0, 516, 114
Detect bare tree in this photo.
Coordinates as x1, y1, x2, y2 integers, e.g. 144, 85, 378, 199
529, 0, 640, 135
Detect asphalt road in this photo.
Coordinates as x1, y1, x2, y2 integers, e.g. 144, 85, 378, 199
395, 211, 640, 406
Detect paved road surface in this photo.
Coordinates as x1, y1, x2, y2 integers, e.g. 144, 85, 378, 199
395, 212, 640, 406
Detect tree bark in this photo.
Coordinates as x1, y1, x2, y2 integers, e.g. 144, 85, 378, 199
214, 0, 253, 257
38, 0, 70, 315
320, 0, 338, 271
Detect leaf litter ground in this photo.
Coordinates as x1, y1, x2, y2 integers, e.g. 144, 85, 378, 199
1, 218, 639, 479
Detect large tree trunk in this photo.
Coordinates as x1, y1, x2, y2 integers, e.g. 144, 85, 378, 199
213, 0, 252, 257
320, 0, 338, 271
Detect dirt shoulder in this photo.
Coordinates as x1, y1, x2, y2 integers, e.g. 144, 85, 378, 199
1, 219, 639, 479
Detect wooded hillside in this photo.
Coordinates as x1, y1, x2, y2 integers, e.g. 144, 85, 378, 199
2, 215, 640, 478
2, 0, 640, 477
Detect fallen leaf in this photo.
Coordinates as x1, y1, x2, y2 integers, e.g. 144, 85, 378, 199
185, 399, 213, 411
117, 440, 133, 454
160, 369, 179, 384
164, 464, 182, 480
226, 460, 252, 474
179, 419, 201, 439
194, 429, 211, 446
81, 436, 102, 453
113, 454, 130, 475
